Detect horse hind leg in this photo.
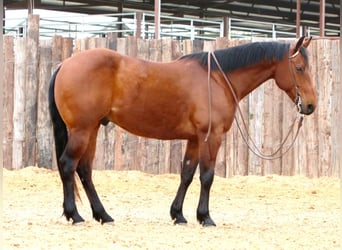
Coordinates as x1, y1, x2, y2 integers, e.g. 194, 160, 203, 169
59, 129, 92, 224
76, 125, 114, 224
170, 139, 199, 224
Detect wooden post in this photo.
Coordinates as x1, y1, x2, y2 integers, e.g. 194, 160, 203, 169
12, 38, 26, 169
117, 2, 123, 38
136, 12, 143, 38
330, 39, 341, 177
3, 36, 15, 169
296, 0, 301, 38
319, 0, 325, 37
223, 16, 230, 39
37, 39, 52, 168
154, 0, 161, 39
24, 14, 40, 167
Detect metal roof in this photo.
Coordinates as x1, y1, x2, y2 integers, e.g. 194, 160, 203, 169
4, 0, 340, 36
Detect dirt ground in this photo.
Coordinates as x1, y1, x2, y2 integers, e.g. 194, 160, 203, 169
3, 167, 341, 250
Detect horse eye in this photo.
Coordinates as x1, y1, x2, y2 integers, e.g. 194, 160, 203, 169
296, 66, 304, 72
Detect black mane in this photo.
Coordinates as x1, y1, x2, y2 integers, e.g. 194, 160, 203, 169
180, 41, 294, 72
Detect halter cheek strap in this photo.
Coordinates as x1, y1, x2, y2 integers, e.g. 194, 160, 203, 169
288, 49, 303, 113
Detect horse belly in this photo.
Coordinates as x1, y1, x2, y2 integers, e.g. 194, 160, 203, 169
108, 96, 194, 140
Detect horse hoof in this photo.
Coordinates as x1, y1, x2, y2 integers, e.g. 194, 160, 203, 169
201, 218, 216, 227
102, 221, 115, 226
173, 216, 188, 225
197, 215, 216, 227
100, 215, 114, 225
72, 220, 85, 226
174, 220, 188, 226
71, 215, 85, 225
202, 222, 216, 227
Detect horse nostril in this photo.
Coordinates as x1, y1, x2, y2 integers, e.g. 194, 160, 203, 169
307, 104, 315, 114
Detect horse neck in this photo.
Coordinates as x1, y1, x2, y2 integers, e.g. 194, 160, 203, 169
229, 62, 277, 100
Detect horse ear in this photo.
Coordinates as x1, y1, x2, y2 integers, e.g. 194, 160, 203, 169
294, 36, 306, 52
302, 37, 312, 48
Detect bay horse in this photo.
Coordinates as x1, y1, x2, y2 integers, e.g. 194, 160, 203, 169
49, 37, 317, 226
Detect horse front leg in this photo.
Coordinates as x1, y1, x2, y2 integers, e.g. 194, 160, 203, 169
196, 133, 222, 226
170, 139, 199, 224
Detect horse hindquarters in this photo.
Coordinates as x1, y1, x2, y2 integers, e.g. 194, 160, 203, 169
49, 67, 113, 224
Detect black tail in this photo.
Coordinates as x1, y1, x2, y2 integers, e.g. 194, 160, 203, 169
48, 65, 67, 170
48, 65, 81, 201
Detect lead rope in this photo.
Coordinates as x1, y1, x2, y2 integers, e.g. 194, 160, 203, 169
204, 51, 213, 142
207, 51, 304, 160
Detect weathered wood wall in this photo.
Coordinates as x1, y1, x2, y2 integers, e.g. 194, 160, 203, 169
2, 30, 340, 177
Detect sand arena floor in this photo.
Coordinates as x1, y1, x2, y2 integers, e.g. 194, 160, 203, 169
3, 167, 341, 249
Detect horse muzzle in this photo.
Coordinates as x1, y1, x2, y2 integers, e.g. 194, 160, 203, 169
296, 97, 316, 115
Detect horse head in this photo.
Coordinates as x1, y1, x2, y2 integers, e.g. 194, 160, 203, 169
275, 36, 317, 115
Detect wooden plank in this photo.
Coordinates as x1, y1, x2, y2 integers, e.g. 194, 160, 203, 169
236, 97, 249, 176
137, 38, 150, 60
203, 40, 216, 52
61, 37, 73, 60
330, 39, 341, 177
262, 80, 282, 175
24, 14, 40, 167
304, 41, 320, 177
215, 37, 228, 49
170, 140, 183, 174
3, 36, 15, 169
12, 38, 26, 169
192, 39, 204, 53
106, 32, 117, 50
102, 124, 116, 170
280, 90, 297, 175
171, 40, 182, 60
161, 37, 172, 62
247, 85, 264, 175
88, 37, 97, 49
183, 40, 193, 55
116, 37, 128, 55
37, 39, 53, 168
51, 36, 63, 70
316, 39, 332, 177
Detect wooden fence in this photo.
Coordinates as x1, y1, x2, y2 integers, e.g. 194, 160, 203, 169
2, 16, 340, 177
